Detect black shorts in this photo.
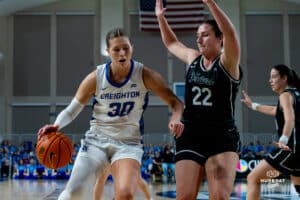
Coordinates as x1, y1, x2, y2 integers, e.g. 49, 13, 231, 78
265, 148, 300, 177
175, 121, 241, 166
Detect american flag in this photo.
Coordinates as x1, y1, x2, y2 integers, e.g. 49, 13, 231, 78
139, 0, 206, 31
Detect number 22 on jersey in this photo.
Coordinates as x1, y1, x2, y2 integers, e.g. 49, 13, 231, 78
192, 86, 212, 106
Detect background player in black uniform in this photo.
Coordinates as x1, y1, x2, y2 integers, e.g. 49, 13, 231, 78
156, 0, 242, 199
241, 64, 300, 199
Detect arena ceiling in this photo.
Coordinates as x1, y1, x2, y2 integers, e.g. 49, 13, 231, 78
0, 0, 299, 16
0, 0, 60, 16
286, 0, 300, 3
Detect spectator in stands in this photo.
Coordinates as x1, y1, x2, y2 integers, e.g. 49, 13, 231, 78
241, 64, 300, 199
36, 161, 45, 179
254, 140, 264, 159
13, 159, 26, 179
153, 144, 163, 153
24, 157, 38, 179
43, 167, 56, 179
55, 165, 68, 179
11, 150, 22, 165
143, 144, 153, 154
150, 151, 163, 182
1, 140, 9, 149
240, 144, 247, 157
265, 141, 276, 155
240, 145, 255, 160
21, 150, 30, 165
73, 143, 80, 153
247, 142, 256, 155
141, 153, 152, 180
161, 144, 175, 182
66, 158, 74, 179
7, 142, 17, 155
0, 147, 3, 160
1, 153, 10, 178
71, 147, 78, 162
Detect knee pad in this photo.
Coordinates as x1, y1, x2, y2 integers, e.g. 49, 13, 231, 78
295, 185, 300, 195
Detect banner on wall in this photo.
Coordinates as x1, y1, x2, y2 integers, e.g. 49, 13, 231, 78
236, 159, 262, 178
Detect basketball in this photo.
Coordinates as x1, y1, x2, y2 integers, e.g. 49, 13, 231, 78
36, 131, 73, 169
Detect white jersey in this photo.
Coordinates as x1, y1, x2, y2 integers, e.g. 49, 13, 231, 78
90, 60, 149, 143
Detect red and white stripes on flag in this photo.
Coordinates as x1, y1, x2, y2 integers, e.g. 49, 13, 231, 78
139, 0, 206, 31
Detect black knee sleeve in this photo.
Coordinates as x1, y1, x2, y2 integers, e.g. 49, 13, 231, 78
295, 185, 300, 195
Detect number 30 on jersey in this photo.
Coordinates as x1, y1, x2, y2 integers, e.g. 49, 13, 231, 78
108, 101, 135, 117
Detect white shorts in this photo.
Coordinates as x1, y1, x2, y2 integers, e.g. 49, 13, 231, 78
58, 129, 144, 200
77, 129, 144, 165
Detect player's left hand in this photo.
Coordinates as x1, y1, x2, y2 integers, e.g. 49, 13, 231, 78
202, 0, 214, 4
169, 120, 184, 138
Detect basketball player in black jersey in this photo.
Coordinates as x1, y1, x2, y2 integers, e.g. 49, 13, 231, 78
156, 0, 242, 199
241, 64, 300, 199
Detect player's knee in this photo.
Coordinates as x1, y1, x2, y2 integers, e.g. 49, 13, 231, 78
176, 192, 196, 200
210, 191, 231, 200
294, 185, 300, 195
176, 189, 197, 200
115, 185, 135, 199
115, 191, 134, 199
209, 184, 232, 200
247, 172, 260, 185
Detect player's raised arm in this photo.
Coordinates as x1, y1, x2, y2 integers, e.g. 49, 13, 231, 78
203, 0, 240, 78
155, 0, 200, 65
241, 90, 276, 116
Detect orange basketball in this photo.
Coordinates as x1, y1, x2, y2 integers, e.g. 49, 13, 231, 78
36, 131, 73, 169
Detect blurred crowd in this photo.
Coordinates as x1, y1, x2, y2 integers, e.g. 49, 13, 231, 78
240, 140, 277, 160
0, 139, 276, 181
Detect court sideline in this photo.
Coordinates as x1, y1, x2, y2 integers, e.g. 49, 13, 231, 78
1, 178, 299, 200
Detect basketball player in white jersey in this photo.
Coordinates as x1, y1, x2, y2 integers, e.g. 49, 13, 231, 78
37, 27, 184, 200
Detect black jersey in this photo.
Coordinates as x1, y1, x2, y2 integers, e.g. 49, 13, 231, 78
183, 55, 242, 127
275, 88, 300, 151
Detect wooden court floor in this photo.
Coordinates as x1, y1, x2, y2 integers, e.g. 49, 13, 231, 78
1, 178, 299, 200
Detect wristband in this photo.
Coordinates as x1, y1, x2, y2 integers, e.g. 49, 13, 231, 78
251, 102, 260, 111
279, 135, 289, 145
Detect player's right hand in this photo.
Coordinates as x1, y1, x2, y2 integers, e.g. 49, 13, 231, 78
169, 120, 184, 139
37, 124, 59, 140
240, 90, 253, 109
155, 0, 166, 18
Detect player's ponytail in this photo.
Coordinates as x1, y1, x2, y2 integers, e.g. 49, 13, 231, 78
273, 64, 300, 91
289, 69, 300, 91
